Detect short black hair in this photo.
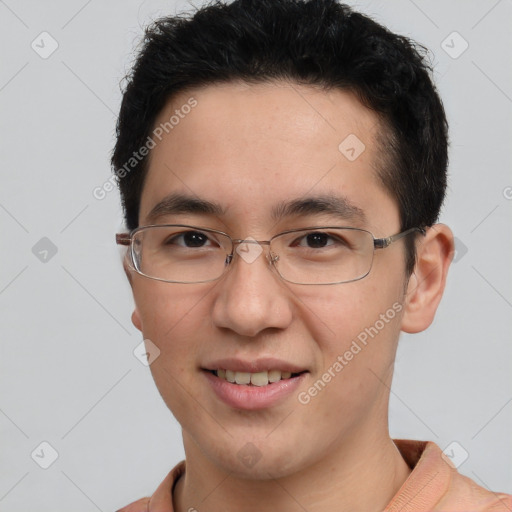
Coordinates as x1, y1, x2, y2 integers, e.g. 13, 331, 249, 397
112, 0, 448, 275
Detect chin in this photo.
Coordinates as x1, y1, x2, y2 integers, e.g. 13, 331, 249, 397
197, 432, 313, 481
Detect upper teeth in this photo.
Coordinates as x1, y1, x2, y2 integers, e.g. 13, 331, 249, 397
216, 369, 293, 386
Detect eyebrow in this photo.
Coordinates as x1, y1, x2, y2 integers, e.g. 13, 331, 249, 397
145, 192, 366, 225
271, 195, 366, 224
146, 193, 227, 224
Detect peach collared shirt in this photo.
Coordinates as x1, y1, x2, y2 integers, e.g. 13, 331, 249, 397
118, 439, 512, 512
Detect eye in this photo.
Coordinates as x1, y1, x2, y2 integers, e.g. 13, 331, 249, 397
295, 231, 347, 249
300, 232, 331, 248
166, 230, 214, 248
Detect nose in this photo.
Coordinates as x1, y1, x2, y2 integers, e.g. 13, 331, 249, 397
211, 241, 294, 338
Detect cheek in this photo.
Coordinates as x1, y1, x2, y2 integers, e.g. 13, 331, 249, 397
132, 280, 213, 361
132, 281, 215, 418
297, 280, 400, 347
295, 281, 404, 397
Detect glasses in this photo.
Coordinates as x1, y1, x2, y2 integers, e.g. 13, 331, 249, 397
116, 225, 425, 285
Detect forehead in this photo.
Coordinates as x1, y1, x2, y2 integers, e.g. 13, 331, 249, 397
140, 81, 398, 233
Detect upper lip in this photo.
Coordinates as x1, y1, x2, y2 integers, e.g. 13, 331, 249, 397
203, 357, 307, 374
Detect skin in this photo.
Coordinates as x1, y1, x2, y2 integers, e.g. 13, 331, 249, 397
121, 81, 454, 512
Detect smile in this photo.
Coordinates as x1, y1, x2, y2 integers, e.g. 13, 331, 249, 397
211, 369, 301, 386
203, 366, 308, 410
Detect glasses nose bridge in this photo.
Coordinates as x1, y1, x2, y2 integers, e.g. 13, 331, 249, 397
231, 237, 271, 245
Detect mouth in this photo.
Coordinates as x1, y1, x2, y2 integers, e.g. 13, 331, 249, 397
202, 360, 309, 410
207, 369, 306, 386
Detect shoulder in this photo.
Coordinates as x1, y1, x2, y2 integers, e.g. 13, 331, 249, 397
116, 460, 185, 512
439, 461, 512, 512
387, 439, 512, 512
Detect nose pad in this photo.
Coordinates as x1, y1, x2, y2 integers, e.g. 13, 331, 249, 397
268, 251, 279, 265
267, 251, 281, 277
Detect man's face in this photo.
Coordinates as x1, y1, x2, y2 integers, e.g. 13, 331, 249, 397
130, 81, 409, 478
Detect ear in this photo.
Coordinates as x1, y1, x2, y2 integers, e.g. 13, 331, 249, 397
122, 252, 134, 286
121, 251, 141, 331
401, 224, 454, 333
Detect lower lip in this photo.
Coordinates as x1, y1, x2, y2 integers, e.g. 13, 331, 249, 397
203, 370, 306, 410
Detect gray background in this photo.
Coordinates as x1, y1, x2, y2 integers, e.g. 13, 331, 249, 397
0, 0, 511, 510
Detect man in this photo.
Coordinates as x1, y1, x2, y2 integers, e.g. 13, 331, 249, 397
112, 0, 512, 510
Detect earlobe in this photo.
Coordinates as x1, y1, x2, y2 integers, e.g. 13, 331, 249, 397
132, 308, 142, 331
401, 224, 454, 334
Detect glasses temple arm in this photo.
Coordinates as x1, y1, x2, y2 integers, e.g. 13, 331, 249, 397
116, 233, 131, 246
373, 227, 426, 249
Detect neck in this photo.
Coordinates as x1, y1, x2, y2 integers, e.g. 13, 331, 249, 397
174, 428, 411, 512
